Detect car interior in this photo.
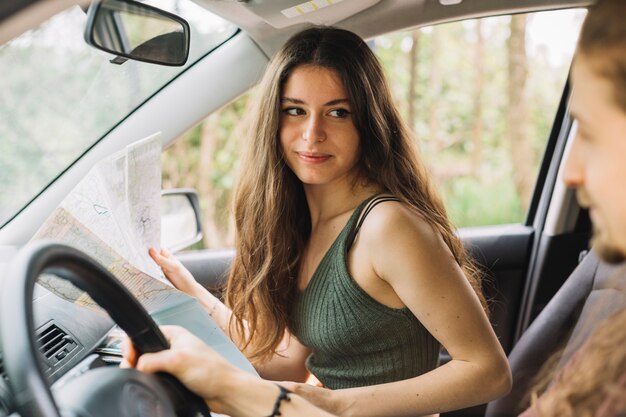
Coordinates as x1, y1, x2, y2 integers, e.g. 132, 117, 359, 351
2, 0, 619, 416
486, 248, 626, 416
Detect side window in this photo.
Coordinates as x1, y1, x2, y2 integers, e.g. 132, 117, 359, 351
374, 9, 585, 228
163, 9, 585, 250
161, 93, 251, 250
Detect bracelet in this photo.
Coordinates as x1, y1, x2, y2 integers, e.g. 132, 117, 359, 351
265, 385, 291, 417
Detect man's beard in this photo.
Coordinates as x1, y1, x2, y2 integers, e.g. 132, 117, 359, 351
591, 224, 626, 264
577, 188, 626, 263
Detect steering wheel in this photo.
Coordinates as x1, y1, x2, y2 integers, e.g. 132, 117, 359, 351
0, 240, 212, 417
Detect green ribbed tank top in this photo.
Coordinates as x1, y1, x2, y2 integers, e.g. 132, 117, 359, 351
290, 195, 441, 389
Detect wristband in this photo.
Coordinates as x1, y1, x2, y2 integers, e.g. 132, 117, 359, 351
265, 385, 291, 417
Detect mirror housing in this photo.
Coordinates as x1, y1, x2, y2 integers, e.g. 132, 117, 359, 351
161, 189, 203, 252
84, 0, 190, 66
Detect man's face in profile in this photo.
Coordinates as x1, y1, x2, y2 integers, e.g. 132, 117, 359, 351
565, 54, 626, 263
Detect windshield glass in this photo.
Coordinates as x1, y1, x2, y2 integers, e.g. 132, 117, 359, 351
0, 0, 236, 228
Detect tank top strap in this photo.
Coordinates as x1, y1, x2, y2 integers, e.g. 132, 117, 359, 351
346, 194, 401, 250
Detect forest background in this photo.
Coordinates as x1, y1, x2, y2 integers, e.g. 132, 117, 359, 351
161, 10, 585, 249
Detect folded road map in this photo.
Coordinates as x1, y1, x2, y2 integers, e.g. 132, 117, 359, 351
33, 133, 187, 312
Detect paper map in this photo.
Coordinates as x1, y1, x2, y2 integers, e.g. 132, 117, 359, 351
33, 133, 185, 312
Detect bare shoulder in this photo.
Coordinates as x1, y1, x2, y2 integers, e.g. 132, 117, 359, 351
356, 198, 456, 284
357, 198, 443, 249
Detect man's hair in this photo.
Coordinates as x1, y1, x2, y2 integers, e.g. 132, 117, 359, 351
529, 287, 626, 417
578, 0, 626, 112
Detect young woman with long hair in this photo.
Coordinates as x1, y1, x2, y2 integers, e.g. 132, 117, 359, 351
148, 25, 511, 416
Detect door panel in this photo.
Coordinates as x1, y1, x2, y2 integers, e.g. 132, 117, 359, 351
515, 229, 591, 339
461, 224, 534, 354
178, 248, 233, 296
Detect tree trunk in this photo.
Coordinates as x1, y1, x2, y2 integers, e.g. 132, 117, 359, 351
428, 27, 442, 149
198, 114, 222, 248
407, 30, 420, 136
507, 15, 534, 210
162, 138, 190, 188
472, 20, 484, 177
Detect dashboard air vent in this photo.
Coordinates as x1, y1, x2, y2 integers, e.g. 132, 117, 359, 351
36, 322, 78, 367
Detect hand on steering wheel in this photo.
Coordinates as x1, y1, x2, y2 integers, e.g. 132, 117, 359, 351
0, 240, 212, 417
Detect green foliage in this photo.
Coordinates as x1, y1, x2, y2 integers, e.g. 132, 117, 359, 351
442, 176, 525, 228
374, 14, 577, 228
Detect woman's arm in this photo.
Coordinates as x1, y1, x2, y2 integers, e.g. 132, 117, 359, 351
149, 248, 312, 382
292, 202, 511, 417
123, 325, 335, 417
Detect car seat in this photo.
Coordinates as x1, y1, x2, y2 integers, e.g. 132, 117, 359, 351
485, 249, 626, 416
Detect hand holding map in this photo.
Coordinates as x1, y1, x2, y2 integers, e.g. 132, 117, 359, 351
32, 133, 187, 312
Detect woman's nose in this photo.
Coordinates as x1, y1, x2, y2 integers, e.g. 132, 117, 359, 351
302, 115, 326, 143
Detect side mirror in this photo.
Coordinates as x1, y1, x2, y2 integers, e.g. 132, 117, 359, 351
84, 0, 190, 66
161, 189, 203, 252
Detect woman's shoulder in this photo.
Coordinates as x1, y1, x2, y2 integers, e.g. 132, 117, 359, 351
358, 196, 442, 249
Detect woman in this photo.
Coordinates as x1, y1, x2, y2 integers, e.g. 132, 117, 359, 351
148, 26, 511, 416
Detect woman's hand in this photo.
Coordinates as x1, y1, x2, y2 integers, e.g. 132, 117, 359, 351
149, 247, 200, 296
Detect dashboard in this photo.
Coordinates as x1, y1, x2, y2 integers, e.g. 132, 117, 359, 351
0, 275, 256, 417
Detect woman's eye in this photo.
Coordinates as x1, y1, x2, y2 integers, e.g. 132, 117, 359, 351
283, 107, 304, 116
329, 108, 351, 118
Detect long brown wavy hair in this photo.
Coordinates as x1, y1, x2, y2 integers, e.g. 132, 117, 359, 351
529, 297, 626, 417
225, 26, 485, 362
527, 1, 626, 414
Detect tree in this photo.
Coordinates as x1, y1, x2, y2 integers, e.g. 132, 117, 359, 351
506, 15, 534, 210
198, 114, 223, 248
472, 20, 484, 176
428, 26, 442, 159
407, 30, 421, 134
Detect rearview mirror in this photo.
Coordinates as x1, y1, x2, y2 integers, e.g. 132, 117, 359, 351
84, 0, 190, 66
161, 189, 203, 252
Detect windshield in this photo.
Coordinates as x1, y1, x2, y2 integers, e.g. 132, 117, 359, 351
0, 0, 236, 228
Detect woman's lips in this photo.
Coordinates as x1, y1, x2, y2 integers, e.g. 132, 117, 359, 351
296, 151, 331, 163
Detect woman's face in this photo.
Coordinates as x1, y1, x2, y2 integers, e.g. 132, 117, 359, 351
279, 65, 361, 190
